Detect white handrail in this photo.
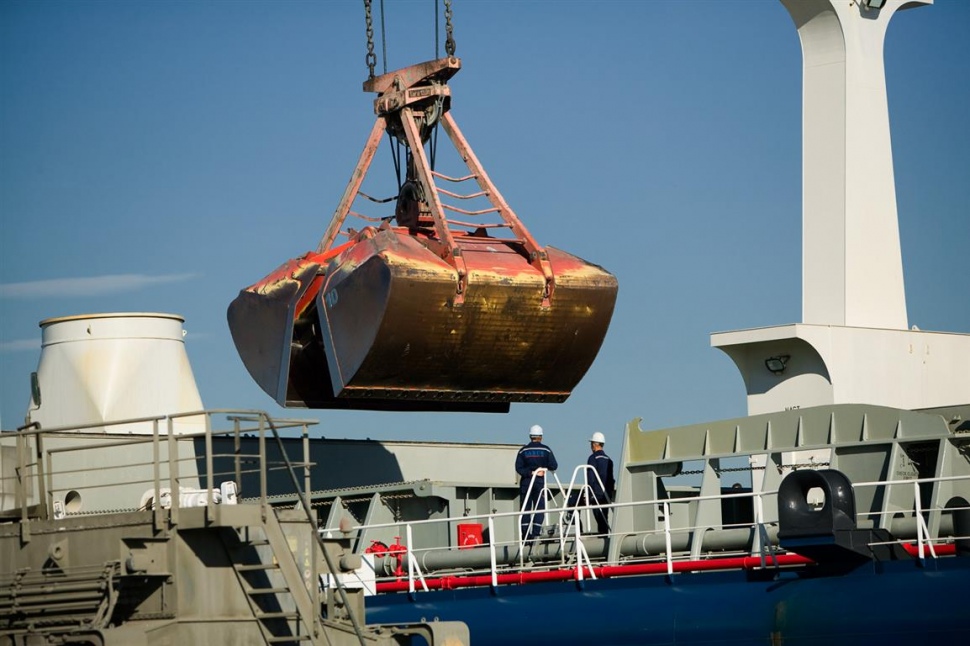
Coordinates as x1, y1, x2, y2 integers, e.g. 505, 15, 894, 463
517, 470, 564, 555
572, 511, 596, 581
663, 501, 674, 576
405, 524, 428, 594
754, 493, 778, 568
488, 516, 498, 589
553, 463, 616, 544
347, 470, 970, 589
913, 479, 937, 560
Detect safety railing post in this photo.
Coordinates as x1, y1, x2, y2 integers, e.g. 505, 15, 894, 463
405, 523, 428, 594
15, 432, 32, 542
517, 472, 538, 561
44, 435, 54, 520
204, 413, 214, 523
913, 479, 937, 561
303, 424, 311, 505
915, 480, 925, 560
406, 522, 416, 594
754, 493, 777, 568
152, 418, 162, 529
572, 511, 596, 582
488, 516, 498, 590
167, 416, 179, 526
258, 415, 267, 520
35, 432, 47, 521
232, 417, 242, 498
663, 501, 673, 576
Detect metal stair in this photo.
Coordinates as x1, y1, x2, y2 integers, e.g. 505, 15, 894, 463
228, 512, 317, 645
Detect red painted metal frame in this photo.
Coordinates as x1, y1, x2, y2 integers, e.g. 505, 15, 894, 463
315, 56, 556, 306
440, 111, 556, 306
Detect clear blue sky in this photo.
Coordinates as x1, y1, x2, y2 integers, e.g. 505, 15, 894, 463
2, 0, 968, 470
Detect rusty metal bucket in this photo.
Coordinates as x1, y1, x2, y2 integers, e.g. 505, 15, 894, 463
317, 227, 617, 404
228, 58, 618, 412
228, 226, 617, 411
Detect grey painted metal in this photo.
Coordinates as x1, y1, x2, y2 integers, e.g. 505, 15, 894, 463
0, 410, 469, 646
605, 403, 970, 564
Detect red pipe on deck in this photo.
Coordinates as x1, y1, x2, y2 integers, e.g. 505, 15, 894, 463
375, 553, 813, 593
374, 542, 958, 593
902, 542, 956, 558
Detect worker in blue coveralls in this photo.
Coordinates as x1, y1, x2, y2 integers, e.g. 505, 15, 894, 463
586, 431, 615, 535
515, 424, 558, 540
567, 431, 615, 535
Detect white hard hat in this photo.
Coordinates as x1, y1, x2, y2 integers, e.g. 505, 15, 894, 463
589, 431, 606, 444
530, 424, 544, 437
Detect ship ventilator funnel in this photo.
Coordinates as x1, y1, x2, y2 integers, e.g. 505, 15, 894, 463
25, 312, 205, 435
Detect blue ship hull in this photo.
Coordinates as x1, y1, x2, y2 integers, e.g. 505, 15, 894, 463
366, 557, 970, 644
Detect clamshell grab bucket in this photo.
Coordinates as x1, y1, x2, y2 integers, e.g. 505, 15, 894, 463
228, 226, 617, 410
227, 57, 618, 412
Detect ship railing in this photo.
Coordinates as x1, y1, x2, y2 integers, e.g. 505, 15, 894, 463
515, 468, 606, 574
1, 410, 318, 529
353, 499, 604, 594
556, 464, 612, 528
516, 469, 569, 560
850, 473, 970, 561
352, 470, 970, 594
607, 473, 968, 566
553, 464, 613, 573
351, 486, 793, 594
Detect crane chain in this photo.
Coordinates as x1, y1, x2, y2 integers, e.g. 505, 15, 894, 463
366, 0, 454, 77
364, 0, 377, 80
444, 0, 456, 57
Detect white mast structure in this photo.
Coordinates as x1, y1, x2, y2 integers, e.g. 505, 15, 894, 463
712, 0, 970, 415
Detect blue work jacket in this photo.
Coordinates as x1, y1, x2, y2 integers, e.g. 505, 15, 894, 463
515, 441, 558, 491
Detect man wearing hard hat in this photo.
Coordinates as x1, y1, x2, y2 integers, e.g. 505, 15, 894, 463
514, 424, 559, 540
585, 432, 615, 535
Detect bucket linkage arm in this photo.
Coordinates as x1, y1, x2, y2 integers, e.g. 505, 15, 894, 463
316, 115, 388, 255
318, 57, 554, 306
439, 111, 556, 305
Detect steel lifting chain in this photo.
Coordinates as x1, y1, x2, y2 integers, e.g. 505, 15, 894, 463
366, 0, 454, 76
444, 0, 456, 56
364, 0, 377, 79
678, 462, 831, 476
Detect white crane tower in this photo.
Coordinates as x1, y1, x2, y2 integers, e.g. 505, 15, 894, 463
712, 0, 970, 415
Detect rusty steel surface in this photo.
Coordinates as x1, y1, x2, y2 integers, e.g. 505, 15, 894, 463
228, 251, 328, 405
361, 57, 461, 95
318, 228, 618, 403
228, 242, 509, 412
0, 415, 471, 645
